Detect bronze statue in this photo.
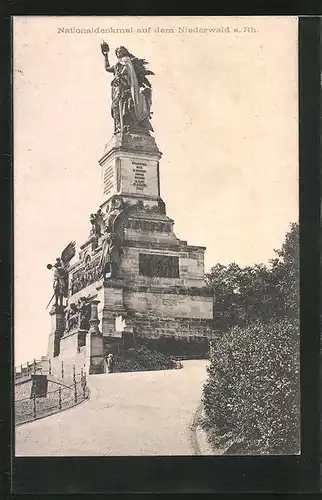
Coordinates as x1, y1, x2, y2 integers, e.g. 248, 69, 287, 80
46, 241, 76, 309
66, 303, 79, 331
98, 195, 125, 279
100, 43, 154, 134
90, 208, 105, 237
105, 195, 124, 232
100, 231, 121, 279
65, 296, 91, 332
78, 296, 91, 330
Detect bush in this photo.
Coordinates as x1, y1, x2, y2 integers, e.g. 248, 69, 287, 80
136, 336, 209, 359
202, 318, 300, 455
112, 345, 174, 373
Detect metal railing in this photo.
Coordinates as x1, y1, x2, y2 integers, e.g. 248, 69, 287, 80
15, 369, 89, 426
15, 358, 45, 379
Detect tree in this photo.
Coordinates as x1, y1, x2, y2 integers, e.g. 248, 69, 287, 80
269, 222, 299, 320
205, 222, 299, 330
202, 222, 300, 454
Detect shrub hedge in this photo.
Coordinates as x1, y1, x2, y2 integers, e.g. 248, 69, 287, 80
201, 318, 300, 455
111, 345, 174, 373
136, 336, 209, 359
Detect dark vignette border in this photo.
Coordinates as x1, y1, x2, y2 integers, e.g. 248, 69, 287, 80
0, 5, 12, 500
0, 8, 320, 496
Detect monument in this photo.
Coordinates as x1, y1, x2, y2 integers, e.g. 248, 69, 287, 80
45, 44, 214, 376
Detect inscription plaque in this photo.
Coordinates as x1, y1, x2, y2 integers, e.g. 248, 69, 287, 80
139, 254, 179, 278
132, 161, 147, 191
104, 165, 115, 196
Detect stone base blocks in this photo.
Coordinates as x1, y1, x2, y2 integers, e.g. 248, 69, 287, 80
46, 130, 214, 372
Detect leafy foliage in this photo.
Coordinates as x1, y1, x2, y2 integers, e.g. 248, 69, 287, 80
270, 222, 299, 319
202, 222, 300, 454
136, 336, 209, 359
112, 345, 174, 373
202, 318, 300, 454
205, 222, 299, 331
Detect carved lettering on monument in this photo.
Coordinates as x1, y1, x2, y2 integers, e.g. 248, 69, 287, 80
116, 158, 121, 191
132, 161, 147, 191
103, 165, 115, 196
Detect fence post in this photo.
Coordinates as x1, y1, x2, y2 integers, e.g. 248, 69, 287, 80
58, 386, 62, 410
82, 370, 87, 398
27, 361, 29, 375
61, 361, 64, 379
74, 378, 78, 403
73, 364, 76, 382
33, 358, 36, 374
49, 359, 51, 375
33, 393, 36, 419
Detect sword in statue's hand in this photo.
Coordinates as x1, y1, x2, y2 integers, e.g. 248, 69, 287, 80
45, 292, 56, 310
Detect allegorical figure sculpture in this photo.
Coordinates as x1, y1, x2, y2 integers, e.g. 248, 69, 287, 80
90, 208, 106, 250
78, 296, 91, 330
90, 209, 105, 237
100, 231, 121, 279
47, 241, 76, 309
66, 303, 79, 331
100, 43, 154, 134
65, 296, 91, 332
99, 196, 125, 279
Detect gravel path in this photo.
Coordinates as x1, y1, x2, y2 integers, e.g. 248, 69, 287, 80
15, 360, 209, 456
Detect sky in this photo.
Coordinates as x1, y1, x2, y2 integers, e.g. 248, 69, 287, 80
13, 16, 298, 365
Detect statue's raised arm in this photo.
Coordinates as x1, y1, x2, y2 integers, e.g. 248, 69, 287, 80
100, 42, 114, 73
100, 43, 154, 135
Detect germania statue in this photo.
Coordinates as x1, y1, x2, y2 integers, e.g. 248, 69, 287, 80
100, 43, 154, 135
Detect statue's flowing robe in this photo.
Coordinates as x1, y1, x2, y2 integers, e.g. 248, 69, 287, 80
100, 236, 111, 270
119, 56, 150, 123
100, 233, 121, 277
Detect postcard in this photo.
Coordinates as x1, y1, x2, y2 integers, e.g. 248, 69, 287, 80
13, 16, 299, 459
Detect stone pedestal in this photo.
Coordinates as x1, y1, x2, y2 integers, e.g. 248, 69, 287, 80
86, 300, 104, 374
103, 279, 125, 311
48, 128, 214, 362
114, 314, 135, 348
59, 327, 88, 358
47, 306, 65, 358
99, 131, 162, 207
78, 329, 87, 349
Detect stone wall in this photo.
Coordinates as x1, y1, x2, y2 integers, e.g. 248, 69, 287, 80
119, 245, 206, 288
123, 224, 178, 246
59, 330, 79, 359
126, 312, 212, 339
49, 349, 88, 380
124, 290, 213, 320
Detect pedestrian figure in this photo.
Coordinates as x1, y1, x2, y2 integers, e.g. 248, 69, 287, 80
107, 353, 114, 373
